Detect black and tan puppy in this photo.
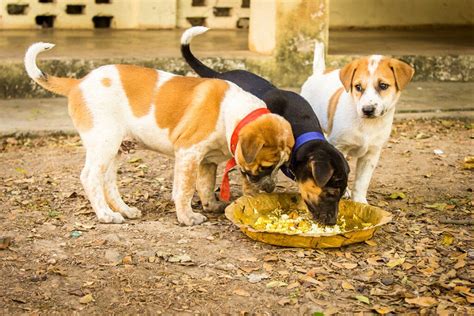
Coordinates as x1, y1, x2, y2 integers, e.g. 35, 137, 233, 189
181, 27, 349, 225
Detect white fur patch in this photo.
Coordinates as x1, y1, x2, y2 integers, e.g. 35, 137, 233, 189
181, 26, 209, 45
368, 55, 382, 75
24, 42, 55, 79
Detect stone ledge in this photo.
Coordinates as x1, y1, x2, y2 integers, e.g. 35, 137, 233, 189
1, 54, 472, 99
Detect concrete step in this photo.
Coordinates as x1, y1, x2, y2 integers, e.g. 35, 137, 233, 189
1, 82, 472, 136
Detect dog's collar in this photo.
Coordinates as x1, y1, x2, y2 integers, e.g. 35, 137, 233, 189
220, 108, 271, 201
281, 131, 327, 180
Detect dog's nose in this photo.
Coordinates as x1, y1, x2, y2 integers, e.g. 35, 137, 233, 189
362, 105, 375, 116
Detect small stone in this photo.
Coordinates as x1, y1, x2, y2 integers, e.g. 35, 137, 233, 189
381, 277, 394, 286
104, 249, 122, 265
70, 231, 82, 238
248, 273, 270, 283
47, 258, 57, 265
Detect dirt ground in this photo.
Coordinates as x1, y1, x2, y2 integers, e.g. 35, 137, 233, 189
0, 119, 472, 315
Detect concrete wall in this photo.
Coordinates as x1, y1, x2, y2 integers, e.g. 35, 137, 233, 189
330, 0, 474, 28
0, 0, 248, 29
176, 0, 250, 29
0, 0, 178, 29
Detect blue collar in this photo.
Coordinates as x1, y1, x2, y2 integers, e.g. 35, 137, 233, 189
280, 132, 326, 180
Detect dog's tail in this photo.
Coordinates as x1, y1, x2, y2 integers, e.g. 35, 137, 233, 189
180, 26, 221, 78
312, 42, 326, 75
24, 42, 79, 96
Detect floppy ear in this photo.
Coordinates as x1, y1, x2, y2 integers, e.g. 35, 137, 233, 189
389, 59, 414, 91
239, 137, 265, 164
339, 60, 359, 92
310, 161, 334, 188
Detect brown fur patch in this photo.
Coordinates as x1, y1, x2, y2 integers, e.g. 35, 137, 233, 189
117, 64, 158, 117
101, 77, 112, 87
154, 77, 229, 148
326, 87, 344, 135
38, 76, 79, 96
68, 87, 93, 132
298, 179, 322, 204
235, 115, 293, 173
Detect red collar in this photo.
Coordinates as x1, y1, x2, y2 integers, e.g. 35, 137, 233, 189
220, 108, 271, 201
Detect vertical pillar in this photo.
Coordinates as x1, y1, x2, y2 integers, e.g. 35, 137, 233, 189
248, 0, 329, 86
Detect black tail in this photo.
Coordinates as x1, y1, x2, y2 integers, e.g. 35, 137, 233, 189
180, 43, 221, 79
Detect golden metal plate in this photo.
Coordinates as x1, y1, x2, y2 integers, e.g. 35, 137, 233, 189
225, 193, 392, 248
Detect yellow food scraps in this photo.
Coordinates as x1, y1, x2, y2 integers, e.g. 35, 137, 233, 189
251, 208, 351, 235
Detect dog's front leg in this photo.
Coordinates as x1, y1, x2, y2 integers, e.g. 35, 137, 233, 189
241, 174, 259, 196
172, 151, 207, 226
196, 161, 228, 213
352, 147, 382, 204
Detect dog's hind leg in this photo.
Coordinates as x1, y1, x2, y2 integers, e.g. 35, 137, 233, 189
80, 136, 125, 224
104, 155, 142, 219
172, 151, 207, 226
196, 160, 228, 213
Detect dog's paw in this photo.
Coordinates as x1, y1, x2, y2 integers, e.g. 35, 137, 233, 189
120, 207, 142, 219
204, 200, 229, 213
97, 211, 125, 224
177, 211, 207, 226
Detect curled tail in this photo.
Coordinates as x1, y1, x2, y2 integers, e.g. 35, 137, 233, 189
24, 42, 79, 96
312, 42, 326, 75
180, 26, 221, 78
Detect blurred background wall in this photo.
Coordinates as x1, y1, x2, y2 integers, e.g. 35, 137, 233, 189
0, 0, 472, 30
330, 0, 473, 28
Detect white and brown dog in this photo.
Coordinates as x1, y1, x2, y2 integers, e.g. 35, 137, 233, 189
301, 43, 414, 204
25, 43, 294, 225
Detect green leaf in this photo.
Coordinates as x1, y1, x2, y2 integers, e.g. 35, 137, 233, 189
388, 192, 406, 200
355, 295, 370, 304
313, 312, 325, 316
48, 210, 61, 218
15, 167, 27, 175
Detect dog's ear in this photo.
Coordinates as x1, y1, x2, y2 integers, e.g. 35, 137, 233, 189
339, 60, 359, 92
310, 161, 334, 188
239, 137, 265, 164
389, 59, 414, 91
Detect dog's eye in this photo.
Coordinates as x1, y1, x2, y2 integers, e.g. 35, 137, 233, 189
379, 82, 389, 90
354, 84, 363, 92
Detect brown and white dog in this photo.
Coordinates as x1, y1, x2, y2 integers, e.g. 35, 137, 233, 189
25, 43, 294, 225
301, 43, 414, 204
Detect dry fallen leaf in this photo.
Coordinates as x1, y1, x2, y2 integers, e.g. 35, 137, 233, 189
342, 263, 358, 270
233, 289, 250, 297
462, 156, 474, 169
454, 259, 466, 269
367, 256, 383, 266
341, 281, 355, 290
287, 282, 300, 290
387, 257, 405, 268
365, 240, 377, 247
441, 233, 455, 246
266, 281, 287, 288
373, 306, 394, 315
405, 296, 437, 307
79, 294, 94, 304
